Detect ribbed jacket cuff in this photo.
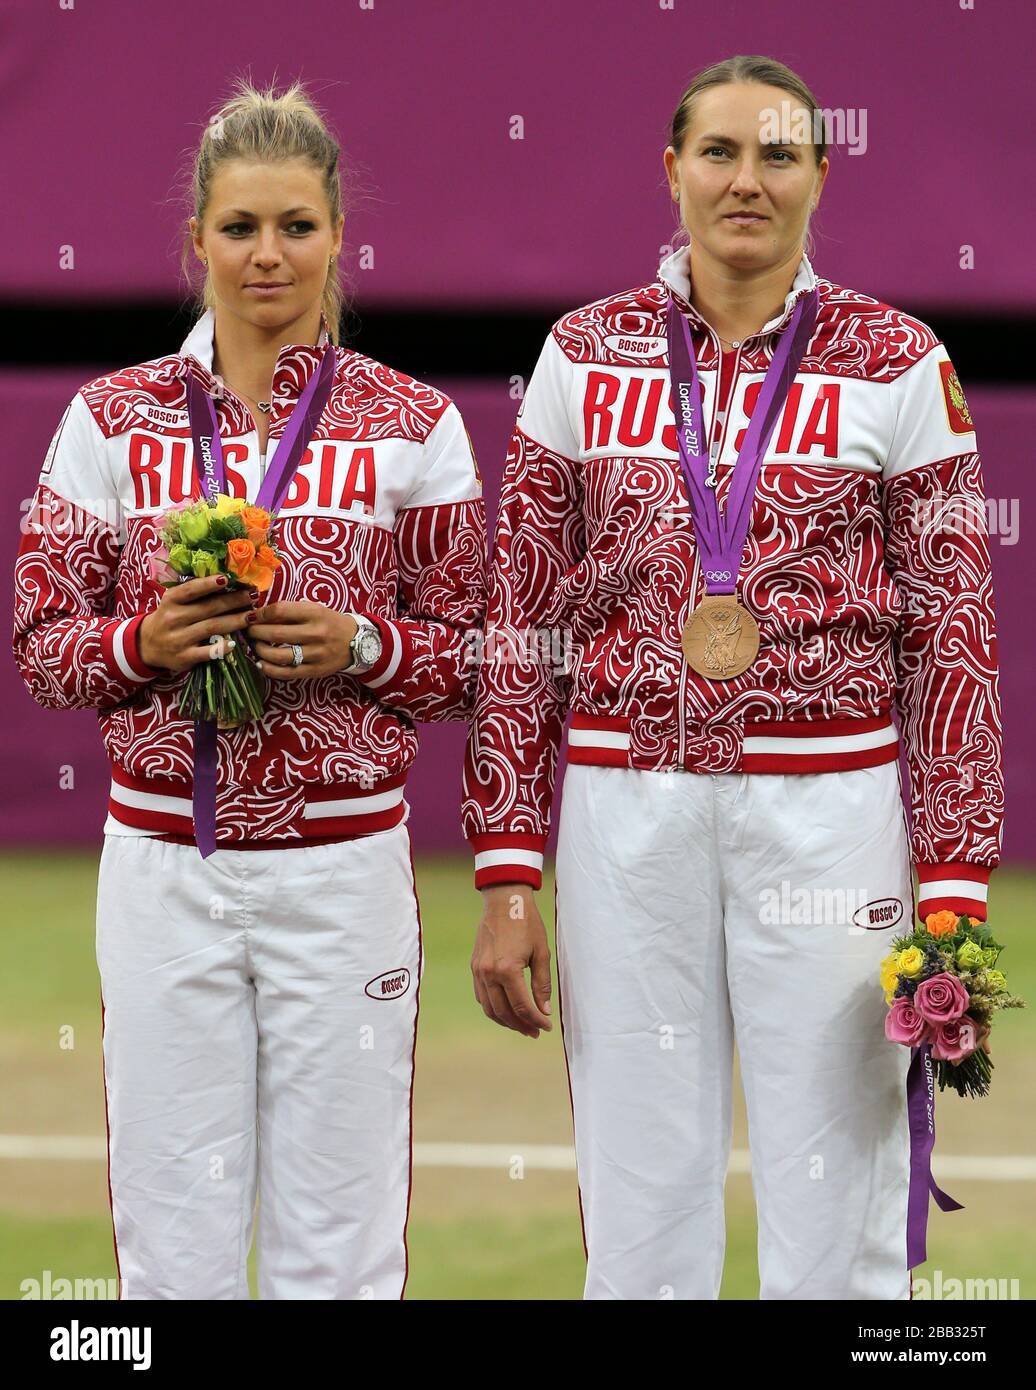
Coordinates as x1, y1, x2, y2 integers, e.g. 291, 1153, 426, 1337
470, 832, 547, 890
916, 863, 992, 922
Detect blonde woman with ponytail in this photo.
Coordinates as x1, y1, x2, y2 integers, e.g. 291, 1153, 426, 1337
14, 79, 486, 1299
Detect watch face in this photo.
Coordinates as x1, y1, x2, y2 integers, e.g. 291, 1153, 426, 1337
357, 628, 382, 665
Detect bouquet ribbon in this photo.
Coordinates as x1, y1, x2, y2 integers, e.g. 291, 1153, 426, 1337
185, 345, 337, 857
906, 1042, 964, 1268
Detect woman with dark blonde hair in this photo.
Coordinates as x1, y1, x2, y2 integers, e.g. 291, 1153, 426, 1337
464, 55, 1001, 1299
15, 79, 486, 1299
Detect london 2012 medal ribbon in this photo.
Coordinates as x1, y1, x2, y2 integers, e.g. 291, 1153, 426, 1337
666, 287, 819, 679
185, 343, 336, 857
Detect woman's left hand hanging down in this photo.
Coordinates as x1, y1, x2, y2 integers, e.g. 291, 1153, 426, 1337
471, 884, 553, 1039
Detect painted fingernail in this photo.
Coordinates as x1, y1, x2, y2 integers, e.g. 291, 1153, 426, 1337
216, 576, 227, 587
249, 588, 259, 599
246, 612, 258, 623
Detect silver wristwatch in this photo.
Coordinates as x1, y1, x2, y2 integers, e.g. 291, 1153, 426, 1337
344, 614, 383, 674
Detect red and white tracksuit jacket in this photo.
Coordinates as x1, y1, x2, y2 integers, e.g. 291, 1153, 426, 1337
462, 246, 1003, 922
14, 309, 486, 846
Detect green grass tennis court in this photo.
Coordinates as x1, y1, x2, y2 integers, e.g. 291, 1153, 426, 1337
1, 852, 1032, 1300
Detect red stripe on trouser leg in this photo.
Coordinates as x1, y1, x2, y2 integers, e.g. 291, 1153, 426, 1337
554, 878, 589, 1265
99, 992, 122, 1300
399, 833, 424, 1301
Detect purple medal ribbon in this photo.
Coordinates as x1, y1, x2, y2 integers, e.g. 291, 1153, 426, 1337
665, 288, 819, 594
185, 342, 337, 857
906, 1042, 964, 1269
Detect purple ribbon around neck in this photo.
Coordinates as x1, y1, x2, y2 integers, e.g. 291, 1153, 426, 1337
184, 345, 336, 857
906, 1042, 964, 1269
665, 289, 819, 595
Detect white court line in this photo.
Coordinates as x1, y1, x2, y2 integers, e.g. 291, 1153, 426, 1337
415, 1143, 576, 1170
0, 1136, 106, 1161
2, 1136, 1036, 1181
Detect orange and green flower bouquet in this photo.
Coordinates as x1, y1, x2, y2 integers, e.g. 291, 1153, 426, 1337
151, 493, 281, 726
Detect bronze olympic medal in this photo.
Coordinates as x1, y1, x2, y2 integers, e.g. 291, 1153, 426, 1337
681, 593, 760, 679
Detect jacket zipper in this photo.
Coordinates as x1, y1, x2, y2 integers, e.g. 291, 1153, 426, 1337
677, 322, 739, 767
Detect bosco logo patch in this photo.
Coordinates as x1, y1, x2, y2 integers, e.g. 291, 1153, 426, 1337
850, 898, 904, 931
364, 968, 411, 1000
603, 333, 667, 361
137, 402, 189, 429
938, 359, 974, 435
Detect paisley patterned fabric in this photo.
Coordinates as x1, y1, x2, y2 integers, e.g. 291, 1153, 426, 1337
13, 312, 486, 846
462, 248, 1001, 919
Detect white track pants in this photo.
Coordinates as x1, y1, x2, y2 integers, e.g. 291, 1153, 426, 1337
555, 762, 913, 1301
95, 825, 422, 1300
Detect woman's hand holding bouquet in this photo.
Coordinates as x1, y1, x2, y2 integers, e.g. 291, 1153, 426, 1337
144, 494, 280, 725
138, 572, 255, 672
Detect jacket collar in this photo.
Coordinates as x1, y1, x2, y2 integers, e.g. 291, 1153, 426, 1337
177, 307, 333, 402
657, 241, 817, 338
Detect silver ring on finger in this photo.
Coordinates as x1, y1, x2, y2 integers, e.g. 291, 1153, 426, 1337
290, 643, 304, 667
